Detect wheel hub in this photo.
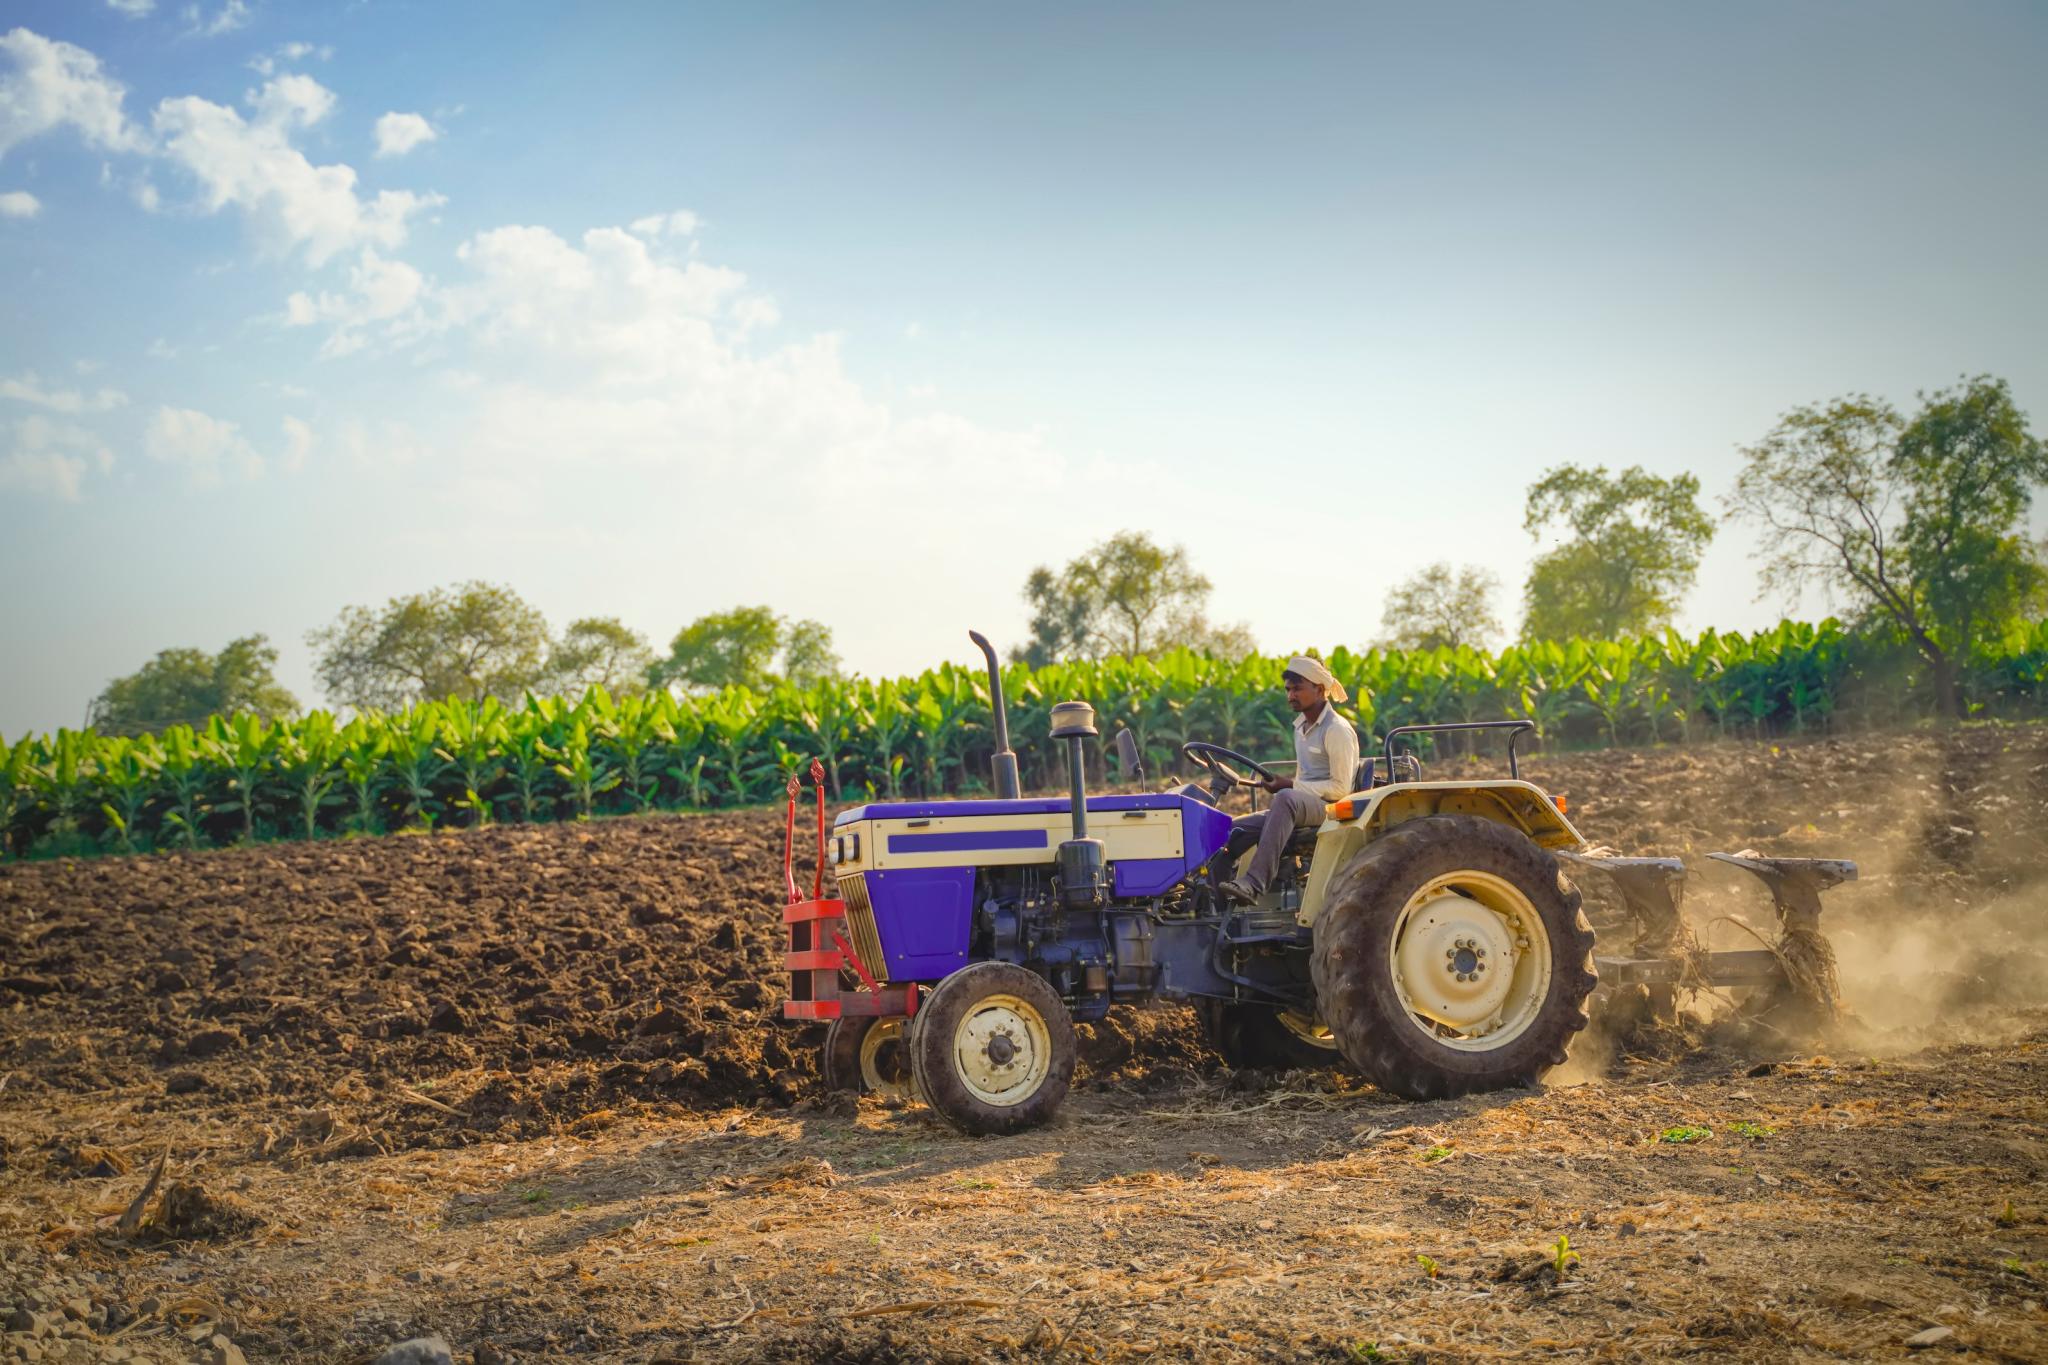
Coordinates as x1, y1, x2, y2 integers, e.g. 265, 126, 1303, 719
1394, 891, 1517, 1032
858, 1017, 913, 1100
953, 995, 1053, 1106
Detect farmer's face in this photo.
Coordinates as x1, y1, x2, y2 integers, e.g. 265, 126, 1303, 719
1283, 674, 1324, 714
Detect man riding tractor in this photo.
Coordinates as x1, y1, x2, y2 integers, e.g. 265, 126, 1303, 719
1216, 655, 1360, 905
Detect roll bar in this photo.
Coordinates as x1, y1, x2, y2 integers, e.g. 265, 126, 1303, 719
1382, 720, 1536, 781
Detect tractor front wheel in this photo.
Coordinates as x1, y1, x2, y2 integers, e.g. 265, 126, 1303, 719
822, 1015, 915, 1099
1311, 815, 1596, 1100
909, 962, 1075, 1136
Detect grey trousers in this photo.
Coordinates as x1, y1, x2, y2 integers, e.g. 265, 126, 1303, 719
1227, 786, 1327, 891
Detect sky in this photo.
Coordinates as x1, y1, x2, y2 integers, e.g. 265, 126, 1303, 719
2, 1, 2045, 735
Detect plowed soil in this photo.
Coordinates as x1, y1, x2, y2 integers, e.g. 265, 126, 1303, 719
3, 725, 2046, 1363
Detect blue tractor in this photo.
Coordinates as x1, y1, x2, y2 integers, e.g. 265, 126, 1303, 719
780, 632, 1856, 1135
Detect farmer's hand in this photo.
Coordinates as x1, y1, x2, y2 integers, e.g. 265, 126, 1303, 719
1262, 774, 1292, 793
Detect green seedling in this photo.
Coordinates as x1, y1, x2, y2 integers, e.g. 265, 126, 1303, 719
1728, 1121, 1774, 1140
1346, 1343, 1391, 1363
1996, 1199, 2019, 1227
1658, 1125, 1712, 1144
1551, 1234, 1581, 1278
1419, 1145, 1454, 1164
1416, 1254, 1439, 1280
518, 1186, 550, 1205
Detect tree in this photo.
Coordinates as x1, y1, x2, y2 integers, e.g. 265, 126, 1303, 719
89, 634, 298, 734
649, 607, 841, 692
545, 617, 655, 697
1729, 376, 2046, 716
1376, 563, 1502, 652
782, 618, 842, 686
309, 581, 553, 711
1521, 465, 1714, 640
1019, 531, 1248, 664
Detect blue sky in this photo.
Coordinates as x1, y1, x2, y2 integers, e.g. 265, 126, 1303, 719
2, 1, 2044, 734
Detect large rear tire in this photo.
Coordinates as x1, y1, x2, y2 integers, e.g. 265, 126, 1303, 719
909, 962, 1075, 1136
1310, 815, 1595, 1100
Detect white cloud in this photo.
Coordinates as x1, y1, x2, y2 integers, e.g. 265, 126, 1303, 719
0, 372, 128, 412
628, 209, 700, 239
0, 413, 114, 500
145, 404, 263, 482
183, 1, 251, 39
284, 246, 427, 355
280, 414, 312, 471
248, 41, 326, 76
146, 337, 179, 359
0, 28, 150, 159
0, 188, 37, 217
107, 0, 155, 17
373, 111, 435, 158
250, 72, 335, 129
152, 76, 441, 265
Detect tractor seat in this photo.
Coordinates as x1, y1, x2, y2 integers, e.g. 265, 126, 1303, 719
1354, 754, 1422, 789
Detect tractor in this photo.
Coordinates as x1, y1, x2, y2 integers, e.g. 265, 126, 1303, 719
778, 632, 1855, 1136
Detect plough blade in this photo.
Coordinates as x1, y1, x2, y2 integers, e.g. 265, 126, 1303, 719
1704, 852, 1858, 937
1556, 849, 1687, 955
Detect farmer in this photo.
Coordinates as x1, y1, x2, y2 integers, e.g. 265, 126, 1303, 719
1216, 656, 1360, 904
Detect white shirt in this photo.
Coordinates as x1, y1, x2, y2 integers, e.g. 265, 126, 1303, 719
1293, 702, 1360, 803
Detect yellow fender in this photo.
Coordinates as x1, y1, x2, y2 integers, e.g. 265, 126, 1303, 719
1297, 781, 1583, 926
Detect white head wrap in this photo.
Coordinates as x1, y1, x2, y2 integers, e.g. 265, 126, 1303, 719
1283, 655, 1349, 704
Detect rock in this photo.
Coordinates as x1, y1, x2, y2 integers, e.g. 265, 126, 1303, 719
4, 1307, 35, 1332
182, 1028, 244, 1059
207, 1333, 249, 1365
371, 1336, 456, 1365
166, 1072, 208, 1095
153, 1181, 264, 1241
1906, 1326, 1955, 1349
427, 1001, 469, 1034
473, 1345, 505, 1365
60, 1299, 87, 1322
711, 920, 742, 950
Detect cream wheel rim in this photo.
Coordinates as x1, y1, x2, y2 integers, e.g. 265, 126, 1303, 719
1276, 1007, 1342, 1051
951, 993, 1053, 1106
1387, 869, 1552, 1052
858, 1017, 912, 1099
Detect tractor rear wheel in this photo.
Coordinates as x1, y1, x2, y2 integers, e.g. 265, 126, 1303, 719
1196, 1000, 1349, 1072
1310, 815, 1595, 1100
909, 962, 1075, 1136
821, 1015, 914, 1099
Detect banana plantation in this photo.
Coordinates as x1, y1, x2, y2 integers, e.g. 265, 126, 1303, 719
4, 619, 2044, 859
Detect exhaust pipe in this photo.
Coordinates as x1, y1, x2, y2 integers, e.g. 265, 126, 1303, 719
1050, 700, 1104, 908
968, 630, 1021, 800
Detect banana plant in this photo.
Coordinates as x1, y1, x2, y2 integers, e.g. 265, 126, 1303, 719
502, 696, 563, 821
551, 720, 619, 818
435, 697, 510, 826
30, 729, 102, 845
97, 734, 163, 853
157, 725, 209, 850
383, 707, 447, 830
202, 713, 273, 844
337, 718, 388, 835
274, 713, 347, 841
1, 733, 42, 857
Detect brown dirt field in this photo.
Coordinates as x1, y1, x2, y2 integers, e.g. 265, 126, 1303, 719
3, 725, 2046, 1363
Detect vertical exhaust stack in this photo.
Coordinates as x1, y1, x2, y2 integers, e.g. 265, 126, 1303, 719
968, 630, 1021, 800
1050, 700, 1104, 909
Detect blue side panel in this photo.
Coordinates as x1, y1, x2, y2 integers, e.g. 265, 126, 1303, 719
1179, 798, 1234, 875
865, 867, 975, 980
1113, 857, 1187, 897
888, 829, 1050, 854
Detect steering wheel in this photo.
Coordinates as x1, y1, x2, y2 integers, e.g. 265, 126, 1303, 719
1179, 742, 1280, 798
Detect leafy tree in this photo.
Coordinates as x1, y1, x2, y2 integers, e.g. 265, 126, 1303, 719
1019, 531, 1248, 664
1729, 376, 2047, 716
1376, 563, 1503, 652
650, 607, 841, 692
1522, 465, 1714, 640
308, 581, 553, 711
89, 634, 298, 734
783, 618, 842, 686
546, 617, 655, 697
